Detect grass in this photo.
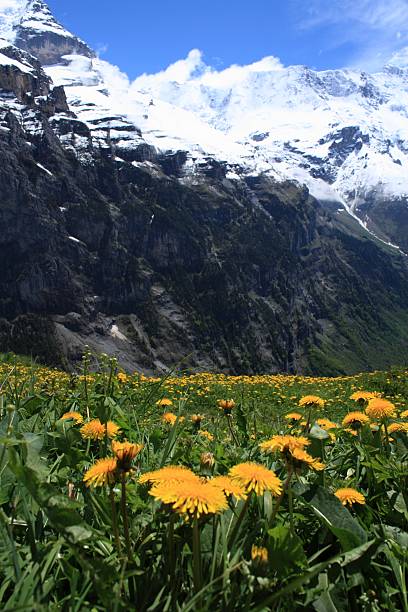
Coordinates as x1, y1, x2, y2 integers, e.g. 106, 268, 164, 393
0, 352, 407, 610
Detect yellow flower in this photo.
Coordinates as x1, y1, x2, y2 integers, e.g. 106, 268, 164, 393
83, 457, 117, 487
316, 418, 338, 430
80, 419, 120, 440
299, 395, 325, 408
218, 399, 235, 414
284, 412, 303, 422
149, 480, 228, 518
211, 475, 247, 500
334, 487, 366, 507
112, 440, 143, 471
259, 434, 310, 455
366, 399, 396, 420
139, 465, 200, 486
229, 462, 282, 496
400, 409, 408, 419
290, 448, 325, 471
60, 411, 83, 424
199, 430, 214, 441
251, 545, 268, 565
350, 391, 380, 403
191, 414, 204, 426
388, 422, 408, 434
342, 411, 370, 428
162, 412, 178, 425
117, 372, 128, 383
156, 398, 173, 407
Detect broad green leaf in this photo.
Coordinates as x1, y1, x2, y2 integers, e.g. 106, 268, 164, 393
301, 486, 367, 551
267, 525, 307, 575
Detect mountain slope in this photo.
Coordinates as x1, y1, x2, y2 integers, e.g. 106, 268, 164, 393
0, 2, 408, 374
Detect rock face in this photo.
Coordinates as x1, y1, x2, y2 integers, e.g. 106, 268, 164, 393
0, 3, 408, 375
1, 83, 408, 374
13, 0, 94, 64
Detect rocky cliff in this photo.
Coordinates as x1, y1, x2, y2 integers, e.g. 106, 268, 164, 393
0, 5, 408, 375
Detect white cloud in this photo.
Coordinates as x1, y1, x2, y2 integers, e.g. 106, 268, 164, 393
0, 0, 24, 8
296, 0, 408, 71
133, 49, 284, 90
388, 46, 408, 68
134, 49, 207, 87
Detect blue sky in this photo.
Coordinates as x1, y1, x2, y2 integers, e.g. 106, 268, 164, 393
47, 0, 408, 77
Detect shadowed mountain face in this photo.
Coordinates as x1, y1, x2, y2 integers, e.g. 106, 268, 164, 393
0, 3, 408, 375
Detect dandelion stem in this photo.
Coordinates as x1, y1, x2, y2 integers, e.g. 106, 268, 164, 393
192, 516, 202, 593
226, 415, 239, 446
383, 421, 391, 454
120, 473, 136, 605
288, 481, 294, 534
270, 466, 293, 524
228, 492, 252, 548
121, 473, 132, 559
168, 513, 176, 583
109, 487, 121, 554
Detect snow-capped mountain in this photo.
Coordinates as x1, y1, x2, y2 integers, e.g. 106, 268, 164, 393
2, 0, 408, 374
0, 0, 407, 251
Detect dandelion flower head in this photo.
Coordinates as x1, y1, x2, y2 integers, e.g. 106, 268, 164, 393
83, 457, 117, 487
150, 480, 228, 518
334, 487, 365, 507
229, 462, 282, 496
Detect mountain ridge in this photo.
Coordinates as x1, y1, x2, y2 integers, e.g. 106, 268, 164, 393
0, 1, 408, 374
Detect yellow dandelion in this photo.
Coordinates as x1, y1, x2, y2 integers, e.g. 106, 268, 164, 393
156, 398, 173, 407
162, 412, 178, 426
334, 487, 365, 507
259, 434, 309, 455
342, 411, 370, 428
388, 422, 408, 434
211, 475, 247, 500
229, 462, 282, 496
112, 440, 143, 471
191, 414, 204, 425
350, 391, 380, 403
218, 399, 235, 414
83, 457, 117, 487
150, 480, 228, 518
284, 412, 303, 422
60, 411, 83, 424
366, 398, 396, 420
299, 395, 325, 408
139, 465, 200, 487
80, 419, 120, 440
316, 418, 338, 430
290, 448, 325, 471
251, 545, 268, 565
199, 429, 214, 441
117, 372, 128, 383
400, 409, 408, 419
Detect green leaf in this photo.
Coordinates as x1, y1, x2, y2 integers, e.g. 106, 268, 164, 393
65, 525, 93, 543
267, 525, 307, 576
301, 486, 367, 551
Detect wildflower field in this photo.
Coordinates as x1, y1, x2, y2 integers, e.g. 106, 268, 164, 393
0, 353, 407, 611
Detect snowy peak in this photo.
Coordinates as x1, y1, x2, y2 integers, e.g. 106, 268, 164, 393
18, 0, 74, 40
0, 1, 407, 251
0, 0, 93, 64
